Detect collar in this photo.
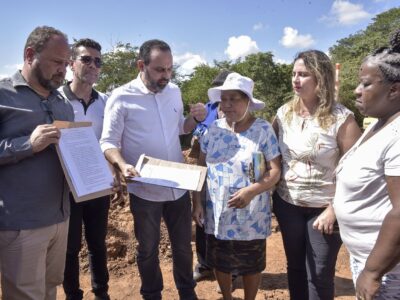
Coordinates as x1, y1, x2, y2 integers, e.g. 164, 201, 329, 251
11, 71, 58, 99
135, 73, 153, 95
11, 71, 32, 88
62, 81, 99, 101
134, 73, 169, 95
209, 101, 220, 110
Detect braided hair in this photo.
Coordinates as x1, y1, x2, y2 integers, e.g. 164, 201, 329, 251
364, 29, 400, 83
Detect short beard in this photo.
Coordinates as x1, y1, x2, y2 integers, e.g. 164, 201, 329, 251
143, 71, 168, 93
147, 81, 167, 93
77, 72, 98, 86
33, 64, 64, 91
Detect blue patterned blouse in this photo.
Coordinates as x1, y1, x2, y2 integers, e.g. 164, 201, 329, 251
200, 118, 280, 240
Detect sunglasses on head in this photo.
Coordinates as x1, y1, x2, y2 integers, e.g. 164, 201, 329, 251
77, 55, 102, 68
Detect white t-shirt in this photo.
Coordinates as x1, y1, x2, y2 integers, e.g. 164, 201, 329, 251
275, 102, 353, 207
334, 116, 400, 264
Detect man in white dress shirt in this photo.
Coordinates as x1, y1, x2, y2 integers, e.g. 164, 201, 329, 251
100, 39, 206, 300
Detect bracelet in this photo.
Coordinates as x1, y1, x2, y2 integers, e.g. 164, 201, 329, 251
193, 116, 202, 123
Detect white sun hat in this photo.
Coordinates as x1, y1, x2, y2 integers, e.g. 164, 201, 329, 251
207, 72, 265, 111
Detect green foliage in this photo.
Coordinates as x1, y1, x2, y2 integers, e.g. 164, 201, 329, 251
95, 7, 399, 127
179, 53, 292, 122
233, 52, 292, 122
179, 65, 223, 111
97, 42, 182, 94
96, 42, 139, 93
330, 7, 400, 125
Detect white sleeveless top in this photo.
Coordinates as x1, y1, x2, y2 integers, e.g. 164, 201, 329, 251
275, 102, 353, 207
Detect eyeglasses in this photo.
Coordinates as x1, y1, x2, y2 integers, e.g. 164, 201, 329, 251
40, 100, 55, 124
77, 55, 102, 68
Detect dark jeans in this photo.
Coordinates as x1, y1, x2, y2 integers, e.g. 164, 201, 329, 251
129, 193, 196, 300
273, 192, 342, 300
194, 224, 211, 272
63, 194, 110, 300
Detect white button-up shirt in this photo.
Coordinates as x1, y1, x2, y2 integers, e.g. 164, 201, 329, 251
100, 74, 187, 201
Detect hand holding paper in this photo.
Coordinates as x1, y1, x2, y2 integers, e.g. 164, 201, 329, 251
121, 163, 140, 178
30, 124, 61, 153
126, 154, 207, 191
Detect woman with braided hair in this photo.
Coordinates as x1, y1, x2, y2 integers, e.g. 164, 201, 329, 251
334, 29, 400, 300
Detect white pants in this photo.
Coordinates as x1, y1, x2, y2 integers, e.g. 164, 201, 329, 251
350, 255, 400, 299
0, 219, 69, 300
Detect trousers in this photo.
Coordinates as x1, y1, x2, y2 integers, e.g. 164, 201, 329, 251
0, 220, 69, 300
273, 192, 342, 300
129, 193, 196, 300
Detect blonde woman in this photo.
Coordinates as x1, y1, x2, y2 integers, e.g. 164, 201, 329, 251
272, 50, 361, 300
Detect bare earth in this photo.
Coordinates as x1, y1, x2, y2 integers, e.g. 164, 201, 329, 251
0, 148, 355, 300
54, 198, 355, 300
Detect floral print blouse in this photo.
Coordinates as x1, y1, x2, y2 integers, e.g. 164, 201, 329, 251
200, 118, 280, 240
275, 102, 353, 207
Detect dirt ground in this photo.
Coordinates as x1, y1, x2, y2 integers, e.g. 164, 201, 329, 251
55, 205, 355, 300
61, 147, 355, 299
55, 149, 355, 300
0, 147, 355, 299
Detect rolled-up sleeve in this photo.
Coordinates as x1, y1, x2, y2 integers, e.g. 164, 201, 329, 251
176, 89, 186, 135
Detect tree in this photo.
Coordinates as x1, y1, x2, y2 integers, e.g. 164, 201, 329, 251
233, 52, 292, 121
96, 42, 139, 93
330, 7, 400, 124
97, 42, 182, 94
179, 53, 292, 121
179, 64, 224, 111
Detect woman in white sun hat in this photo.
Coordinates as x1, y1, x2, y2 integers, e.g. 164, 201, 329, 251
192, 72, 281, 300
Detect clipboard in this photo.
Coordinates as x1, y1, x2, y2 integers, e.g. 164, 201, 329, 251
127, 154, 207, 192
54, 121, 114, 202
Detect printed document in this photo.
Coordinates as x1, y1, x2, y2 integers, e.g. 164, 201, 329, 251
55, 121, 113, 201
128, 154, 206, 191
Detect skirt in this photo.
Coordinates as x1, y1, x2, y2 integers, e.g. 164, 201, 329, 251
206, 234, 266, 275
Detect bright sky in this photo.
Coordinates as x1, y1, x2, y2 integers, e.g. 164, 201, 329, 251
0, 0, 398, 79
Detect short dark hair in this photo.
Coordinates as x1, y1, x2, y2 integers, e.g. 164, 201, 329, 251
139, 39, 171, 65
24, 26, 67, 59
71, 38, 102, 59
211, 70, 232, 87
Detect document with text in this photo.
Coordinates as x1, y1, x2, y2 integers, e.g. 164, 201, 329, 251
127, 154, 207, 191
54, 121, 114, 202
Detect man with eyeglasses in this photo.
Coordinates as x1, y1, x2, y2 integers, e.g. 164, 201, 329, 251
100, 39, 206, 300
59, 38, 110, 300
0, 26, 74, 300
